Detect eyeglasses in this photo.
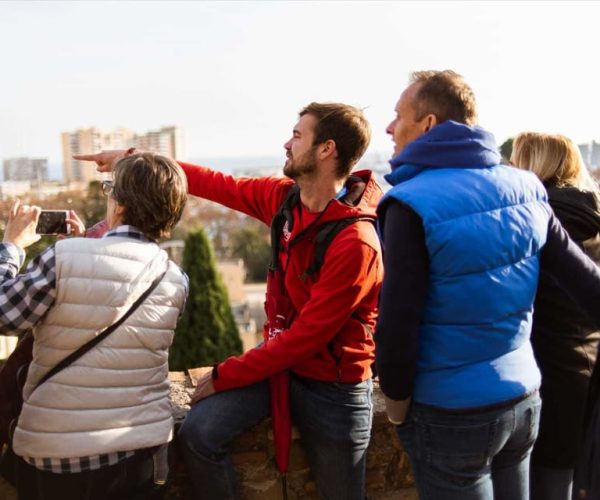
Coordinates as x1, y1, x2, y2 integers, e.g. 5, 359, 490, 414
101, 180, 114, 196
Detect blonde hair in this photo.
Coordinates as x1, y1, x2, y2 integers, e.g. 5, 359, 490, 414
511, 132, 599, 194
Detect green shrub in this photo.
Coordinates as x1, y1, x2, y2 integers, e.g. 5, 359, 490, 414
169, 228, 242, 370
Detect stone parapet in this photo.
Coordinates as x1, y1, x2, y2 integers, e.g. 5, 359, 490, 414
167, 372, 417, 499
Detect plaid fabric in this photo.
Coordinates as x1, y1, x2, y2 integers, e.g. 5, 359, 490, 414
0, 242, 25, 278
0, 226, 159, 473
0, 243, 57, 336
23, 450, 137, 474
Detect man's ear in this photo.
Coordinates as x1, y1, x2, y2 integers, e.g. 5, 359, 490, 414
318, 139, 338, 161
423, 114, 438, 133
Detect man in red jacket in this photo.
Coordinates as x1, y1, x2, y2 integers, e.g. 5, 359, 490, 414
76, 102, 383, 499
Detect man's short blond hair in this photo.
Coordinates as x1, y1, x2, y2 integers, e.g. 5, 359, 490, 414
409, 70, 478, 126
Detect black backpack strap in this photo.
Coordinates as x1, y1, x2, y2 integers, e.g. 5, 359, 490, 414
32, 267, 169, 392
269, 184, 300, 271
269, 181, 375, 281
301, 216, 376, 281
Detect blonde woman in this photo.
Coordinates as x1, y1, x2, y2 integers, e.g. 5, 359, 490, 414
512, 133, 600, 500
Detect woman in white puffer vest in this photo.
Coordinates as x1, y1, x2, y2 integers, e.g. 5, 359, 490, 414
0, 152, 189, 500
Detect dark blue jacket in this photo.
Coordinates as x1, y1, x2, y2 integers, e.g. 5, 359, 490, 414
380, 121, 550, 408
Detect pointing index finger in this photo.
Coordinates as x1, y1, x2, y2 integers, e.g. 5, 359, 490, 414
73, 154, 98, 161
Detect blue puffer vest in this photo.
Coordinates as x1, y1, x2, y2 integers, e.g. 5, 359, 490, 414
380, 121, 550, 409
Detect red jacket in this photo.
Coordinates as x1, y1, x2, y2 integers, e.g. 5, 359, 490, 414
179, 162, 383, 391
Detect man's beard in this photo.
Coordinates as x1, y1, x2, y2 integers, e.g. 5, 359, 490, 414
283, 146, 318, 180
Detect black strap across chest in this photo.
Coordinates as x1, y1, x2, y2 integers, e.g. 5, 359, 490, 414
269, 183, 375, 280
32, 267, 168, 393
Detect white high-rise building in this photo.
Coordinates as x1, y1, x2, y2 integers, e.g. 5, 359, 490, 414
3, 157, 48, 184
61, 128, 105, 185
62, 126, 183, 187
579, 141, 600, 170
134, 126, 184, 160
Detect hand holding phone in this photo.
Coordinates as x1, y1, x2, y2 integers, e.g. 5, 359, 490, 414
65, 210, 85, 237
2, 199, 42, 249
36, 210, 71, 235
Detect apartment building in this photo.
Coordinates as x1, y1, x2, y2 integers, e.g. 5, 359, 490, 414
3, 157, 48, 184
61, 126, 183, 187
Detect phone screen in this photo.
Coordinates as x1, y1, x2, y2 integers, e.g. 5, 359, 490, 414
36, 211, 69, 235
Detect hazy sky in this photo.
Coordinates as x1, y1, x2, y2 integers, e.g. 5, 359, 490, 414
1, 1, 600, 167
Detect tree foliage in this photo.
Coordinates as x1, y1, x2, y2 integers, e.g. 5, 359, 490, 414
81, 180, 107, 227
0, 181, 107, 268
172, 197, 245, 259
169, 228, 242, 370
499, 137, 514, 164
230, 224, 271, 282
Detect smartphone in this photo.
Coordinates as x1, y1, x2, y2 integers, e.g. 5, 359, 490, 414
36, 210, 71, 235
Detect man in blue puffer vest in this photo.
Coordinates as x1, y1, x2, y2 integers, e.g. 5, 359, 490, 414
375, 70, 600, 500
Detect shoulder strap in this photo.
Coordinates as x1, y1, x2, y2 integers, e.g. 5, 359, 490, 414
270, 184, 376, 280
269, 184, 300, 271
32, 267, 169, 392
301, 216, 376, 281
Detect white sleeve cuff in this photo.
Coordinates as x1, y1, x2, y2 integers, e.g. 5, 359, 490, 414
0, 242, 25, 269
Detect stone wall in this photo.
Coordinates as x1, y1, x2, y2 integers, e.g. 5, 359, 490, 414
167, 372, 417, 499
0, 374, 417, 499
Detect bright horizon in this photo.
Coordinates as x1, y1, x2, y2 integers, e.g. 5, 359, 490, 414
2, 1, 600, 174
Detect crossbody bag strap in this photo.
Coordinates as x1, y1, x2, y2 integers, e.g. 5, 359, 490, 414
32, 266, 169, 393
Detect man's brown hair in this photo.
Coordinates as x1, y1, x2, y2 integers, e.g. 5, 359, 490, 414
409, 70, 478, 126
300, 102, 371, 178
112, 152, 188, 241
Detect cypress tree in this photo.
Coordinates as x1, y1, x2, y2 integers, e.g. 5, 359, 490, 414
169, 229, 242, 370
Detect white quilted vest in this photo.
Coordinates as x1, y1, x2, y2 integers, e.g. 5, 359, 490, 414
12, 236, 187, 459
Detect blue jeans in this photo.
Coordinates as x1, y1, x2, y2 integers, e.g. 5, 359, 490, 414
396, 391, 541, 500
178, 374, 373, 500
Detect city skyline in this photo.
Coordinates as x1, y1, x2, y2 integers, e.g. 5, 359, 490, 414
61, 125, 183, 185
3, 157, 47, 183
4, 135, 600, 184
2, 1, 600, 172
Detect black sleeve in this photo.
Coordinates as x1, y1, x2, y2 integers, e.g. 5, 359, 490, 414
375, 201, 429, 401
541, 211, 600, 328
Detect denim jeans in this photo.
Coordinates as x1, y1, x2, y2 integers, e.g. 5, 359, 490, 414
178, 374, 373, 500
530, 465, 574, 500
396, 391, 541, 500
